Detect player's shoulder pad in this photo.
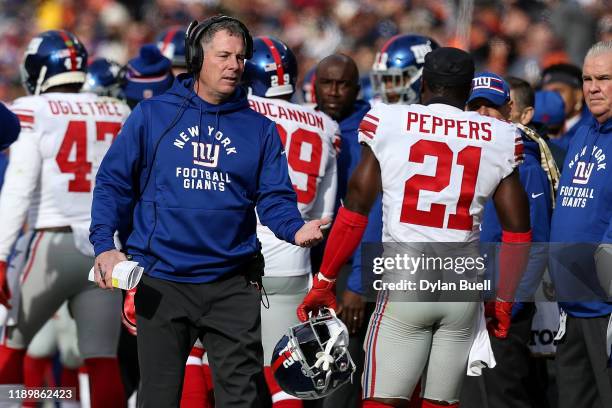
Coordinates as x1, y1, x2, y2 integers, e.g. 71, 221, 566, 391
10, 95, 46, 131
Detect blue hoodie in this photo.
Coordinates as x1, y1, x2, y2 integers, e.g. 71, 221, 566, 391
0, 103, 20, 150
550, 105, 593, 153
550, 116, 612, 317
480, 130, 552, 315
90, 75, 305, 283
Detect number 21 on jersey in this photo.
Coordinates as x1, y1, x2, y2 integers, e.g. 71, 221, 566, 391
401, 140, 481, 231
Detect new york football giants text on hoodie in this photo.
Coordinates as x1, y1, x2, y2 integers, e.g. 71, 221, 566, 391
90, 74, 305, 283
550, 116, 612, 317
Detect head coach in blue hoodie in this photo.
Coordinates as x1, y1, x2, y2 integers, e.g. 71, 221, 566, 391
89, 15, 330, 407
549, 40, 612, 408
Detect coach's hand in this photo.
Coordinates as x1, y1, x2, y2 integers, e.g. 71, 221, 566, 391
297, 272, 337, 322
94, 249, 127, 290
295, 217, 332, 248
485, 300, 513, 339
338, 290, 365, 334
0, 261, 11, 309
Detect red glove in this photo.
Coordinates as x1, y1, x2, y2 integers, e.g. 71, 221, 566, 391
297, 273, 337, 322
122, 287, 137, 336
0, 261, 11, 309
485, 300, 513, 339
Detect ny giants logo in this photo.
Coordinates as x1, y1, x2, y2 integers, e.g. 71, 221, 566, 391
569, 144, 607, 185
471, 76, 505, 94
572, 161, 594, 185
372, 43, 432, 70
191, 142, 220, 168
410, 44, 432, 64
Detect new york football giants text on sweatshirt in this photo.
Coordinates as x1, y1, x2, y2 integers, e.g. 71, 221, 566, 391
550, 116, 612, 317
90, 75, 305, 283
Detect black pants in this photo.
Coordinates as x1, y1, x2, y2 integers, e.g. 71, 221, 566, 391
461, 303, 551, 408
556, 313, 612, 408
134, 269, 266, 408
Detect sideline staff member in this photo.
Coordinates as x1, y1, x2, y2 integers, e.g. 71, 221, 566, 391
550, 40, 612, 408
90, 15, 329, 407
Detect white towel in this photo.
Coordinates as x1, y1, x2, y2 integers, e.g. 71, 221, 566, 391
466, 303, 496, 376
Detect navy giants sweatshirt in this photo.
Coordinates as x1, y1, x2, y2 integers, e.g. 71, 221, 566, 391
549, 117, 612, 317
90, 75, 305, 283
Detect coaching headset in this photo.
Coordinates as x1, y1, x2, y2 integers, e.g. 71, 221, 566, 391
184, 15, 254, 76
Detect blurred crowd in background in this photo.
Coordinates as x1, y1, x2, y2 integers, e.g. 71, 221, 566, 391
0, 0, 611, 102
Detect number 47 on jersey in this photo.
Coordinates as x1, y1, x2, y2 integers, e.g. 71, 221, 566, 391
56, 120, 122, 192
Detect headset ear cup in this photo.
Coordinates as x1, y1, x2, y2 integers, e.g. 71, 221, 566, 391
185, 20, 199, 75
194, 42, 203, 74
241, 23, 253, 59
117, 65, 128, 89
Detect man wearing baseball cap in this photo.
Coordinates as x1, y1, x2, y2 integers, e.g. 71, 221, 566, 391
466, 71, 512, 120
541, 63, 592, 151
461, 72, 557, 408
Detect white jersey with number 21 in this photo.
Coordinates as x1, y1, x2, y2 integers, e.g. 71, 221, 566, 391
358, 102, 523, 243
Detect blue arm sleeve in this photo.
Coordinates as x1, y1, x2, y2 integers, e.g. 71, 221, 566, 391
514, 165, 551, 300
0, 104, 20, 150
255, 121, 305, 244
483, 164, 551, 316
90, 105, 144, 256
347, 194, 383, 294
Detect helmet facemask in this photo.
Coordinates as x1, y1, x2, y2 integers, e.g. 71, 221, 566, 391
275, 309, 355, 399
371, 64, 422, 104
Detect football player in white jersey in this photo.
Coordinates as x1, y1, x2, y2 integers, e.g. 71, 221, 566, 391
243, 36, 339, 407
298, 48, 532, 408
0, 30, 130, 408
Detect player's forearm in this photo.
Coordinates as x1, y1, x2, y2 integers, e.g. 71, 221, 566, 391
497, 229, 532, 301
343, 147, 381, 216
319, 207, 368, 280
